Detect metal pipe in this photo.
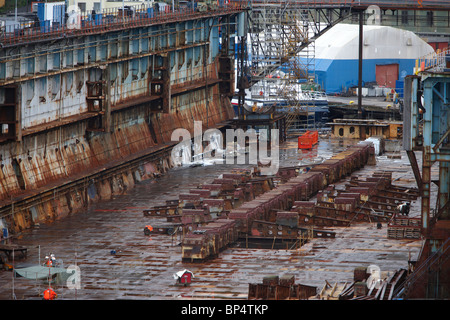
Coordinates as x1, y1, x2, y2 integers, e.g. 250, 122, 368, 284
357, 9, 363, 118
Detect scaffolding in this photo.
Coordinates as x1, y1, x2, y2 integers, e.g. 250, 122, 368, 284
248, 1, 314, 99
243, 0, 352, 133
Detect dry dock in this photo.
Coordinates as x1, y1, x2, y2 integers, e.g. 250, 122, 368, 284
0, 138, 431, 300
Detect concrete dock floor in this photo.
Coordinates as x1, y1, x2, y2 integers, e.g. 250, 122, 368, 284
0, 137, 435, 300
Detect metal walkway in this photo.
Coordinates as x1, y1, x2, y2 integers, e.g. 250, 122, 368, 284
0, 3, 245, 47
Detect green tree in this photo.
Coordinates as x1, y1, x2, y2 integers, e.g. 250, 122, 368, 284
1, 0, 27, 14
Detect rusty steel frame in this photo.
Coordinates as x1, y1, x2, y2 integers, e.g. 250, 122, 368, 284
281, 169, 420, 230
387, 213, 422, 240
251, 219, 335, 239
248, 275, 317, 300
417, 74, 450, 232
402, 51, 450, 298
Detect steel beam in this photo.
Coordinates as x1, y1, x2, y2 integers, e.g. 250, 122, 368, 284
357, 9, 363, 117
406, 150, 423, 194
439, 160, 450, 220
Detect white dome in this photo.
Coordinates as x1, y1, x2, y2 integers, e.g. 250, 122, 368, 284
314, 24, 435, 60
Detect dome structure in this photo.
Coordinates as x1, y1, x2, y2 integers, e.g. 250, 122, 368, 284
304, 24, 435, 94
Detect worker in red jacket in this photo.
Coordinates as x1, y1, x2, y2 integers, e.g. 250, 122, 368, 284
43, 288, 57, 300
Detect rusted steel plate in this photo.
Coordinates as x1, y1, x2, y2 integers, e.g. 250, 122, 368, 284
181, 144, 373, 261
143, 205, 178, 217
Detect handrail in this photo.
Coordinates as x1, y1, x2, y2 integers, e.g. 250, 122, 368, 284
245, 0, 450, 9
4, 0, 450, 48
393, 237, 450, 298
417, 47, 450, 74
0, 2, 246, 47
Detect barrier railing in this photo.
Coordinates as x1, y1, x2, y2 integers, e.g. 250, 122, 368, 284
0, 1, 246, 47
416, 47, 450, 74
3, 0, 449, 47
393, 237, 450, 299
243, 0, 450, 9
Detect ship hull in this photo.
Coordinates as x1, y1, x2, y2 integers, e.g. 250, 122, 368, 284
0, 8, 243, 234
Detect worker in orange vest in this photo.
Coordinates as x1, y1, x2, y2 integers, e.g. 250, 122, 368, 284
44, 254, 56, 267
144, 225, 153, 235
45, 257, 53, 267
43, 288, 57, 300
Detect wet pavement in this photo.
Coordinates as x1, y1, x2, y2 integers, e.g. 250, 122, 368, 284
0, 137, 428, 300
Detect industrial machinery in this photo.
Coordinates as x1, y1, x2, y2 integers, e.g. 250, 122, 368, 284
402, 49, 450, 299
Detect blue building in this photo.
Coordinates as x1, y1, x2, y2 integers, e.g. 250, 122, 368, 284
303, 24, 435, 95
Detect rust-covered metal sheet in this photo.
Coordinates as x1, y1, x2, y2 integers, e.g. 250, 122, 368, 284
143, 205, 179, 217
248, 275, 317, 300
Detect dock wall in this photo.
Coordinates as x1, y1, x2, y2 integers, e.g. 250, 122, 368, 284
0, 8, 242, 236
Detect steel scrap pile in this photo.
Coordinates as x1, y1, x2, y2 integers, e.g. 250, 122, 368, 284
143, 167, 276, 248
143, 142, 391, 261
336, 267, 408, 300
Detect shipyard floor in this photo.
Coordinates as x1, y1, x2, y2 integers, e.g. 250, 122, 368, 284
0, 137, 435, 300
